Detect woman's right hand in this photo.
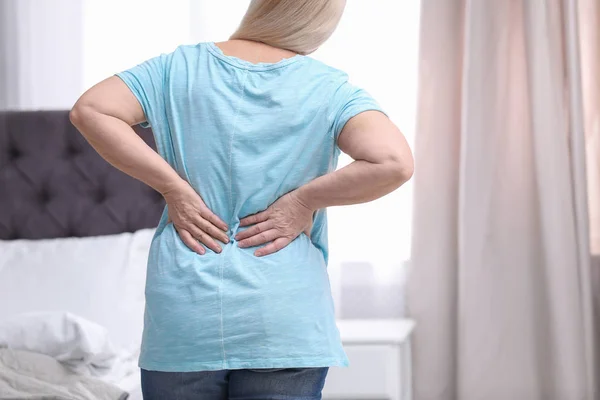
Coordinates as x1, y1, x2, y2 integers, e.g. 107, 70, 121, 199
162, 179, 229, 255
235, 191, 314, 257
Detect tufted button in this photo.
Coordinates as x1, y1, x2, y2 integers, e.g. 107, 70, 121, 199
95, 188, 107, 203
39, 188, 51, 204
64, 143, 80, 159
9, 147, 21, 161
65, 228, 77, 237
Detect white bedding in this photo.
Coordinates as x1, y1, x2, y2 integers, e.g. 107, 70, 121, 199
0, 228, 155, 396
0, 229, 154, 349
0, 312, 138, 383
0, 348, 129, 400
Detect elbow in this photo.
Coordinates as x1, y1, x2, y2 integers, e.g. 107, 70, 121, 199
69, 100, 93, 129
402, 163, 414, 183
387, 153, 414, 186
393, 161, 414, 186
69, 105, 82, 128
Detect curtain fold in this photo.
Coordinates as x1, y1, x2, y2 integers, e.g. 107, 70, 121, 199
580, 0, 600, 255
408, 1, 598, 399
0, 0, 84, 110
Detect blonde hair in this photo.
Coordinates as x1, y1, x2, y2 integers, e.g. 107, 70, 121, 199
230, 0, 346, 55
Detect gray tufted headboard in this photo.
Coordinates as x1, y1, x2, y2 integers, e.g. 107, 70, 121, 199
0, 111, 165, 240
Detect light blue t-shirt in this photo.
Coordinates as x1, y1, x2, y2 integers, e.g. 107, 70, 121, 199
117, 42, 384, 372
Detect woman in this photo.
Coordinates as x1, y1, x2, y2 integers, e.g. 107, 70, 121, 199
70, 0, 413, 398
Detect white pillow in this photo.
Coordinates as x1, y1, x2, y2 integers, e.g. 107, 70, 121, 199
0, 311, 140, 386
0, 311, 118, 367
0, 229, 154, 350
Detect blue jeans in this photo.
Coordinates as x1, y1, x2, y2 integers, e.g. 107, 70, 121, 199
141, 368, 329, 400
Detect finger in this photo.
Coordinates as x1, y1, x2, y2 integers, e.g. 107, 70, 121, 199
195, 216, 230, 244
239, 210, 269, 227
187, 225, 223, 254
197, 231, 223, 254
255, 237, 291, 257
304, 212, 316, 238
201, 209, 229, 232
238, 229, 280, 248
303, 225, 311, 238
178, 228, 205, 255
235, 221, 273, 241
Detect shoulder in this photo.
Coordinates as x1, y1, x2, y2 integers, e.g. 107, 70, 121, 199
164, 43, 207, 60
297, 58, 353, 105
154, 43, 214, 75
302, 59, 363, 103
302, 57, 349, 83
157, 43, 215, 64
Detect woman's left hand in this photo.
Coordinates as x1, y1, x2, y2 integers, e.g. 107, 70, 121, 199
163, 179, 230, 255
235, 191, 314, 257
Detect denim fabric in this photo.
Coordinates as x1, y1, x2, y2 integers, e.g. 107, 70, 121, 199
141, 367, 329, 400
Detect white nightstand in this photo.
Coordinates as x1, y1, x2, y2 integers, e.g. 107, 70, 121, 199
323, 319, 415, 400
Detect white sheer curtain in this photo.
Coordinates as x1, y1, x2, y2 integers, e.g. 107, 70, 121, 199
408, 0, 598, 399
580, 0, 600, 256
0, 0, 190, 110
0, 0, 84, 110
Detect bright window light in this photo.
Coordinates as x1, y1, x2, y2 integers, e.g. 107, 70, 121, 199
313, 2, 420, 270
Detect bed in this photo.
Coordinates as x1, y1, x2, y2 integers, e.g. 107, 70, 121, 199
0, 110, 164, 399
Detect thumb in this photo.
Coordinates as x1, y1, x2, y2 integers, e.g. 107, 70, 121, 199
303, 225, 311, 238
303, 214, 315, 238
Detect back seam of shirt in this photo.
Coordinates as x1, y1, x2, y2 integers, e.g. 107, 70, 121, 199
220, 68, 250, 366
227, 69, 250, 225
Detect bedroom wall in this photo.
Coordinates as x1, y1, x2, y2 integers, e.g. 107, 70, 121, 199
82, 0, 191, 91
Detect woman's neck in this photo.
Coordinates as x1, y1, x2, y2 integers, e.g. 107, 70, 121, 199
215, 39, 299, 64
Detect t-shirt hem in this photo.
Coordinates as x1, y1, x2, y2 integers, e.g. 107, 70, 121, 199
139, 356, 349, 372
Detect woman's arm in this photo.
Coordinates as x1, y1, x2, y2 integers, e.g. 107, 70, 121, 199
70, 77, 183, 197
70, 76, 230, 254
236, 111, 413, 256
294, 110, 413, 209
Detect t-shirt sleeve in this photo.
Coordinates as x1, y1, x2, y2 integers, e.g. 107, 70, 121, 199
330, 79, 387, 142
115, 54, 168, 129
